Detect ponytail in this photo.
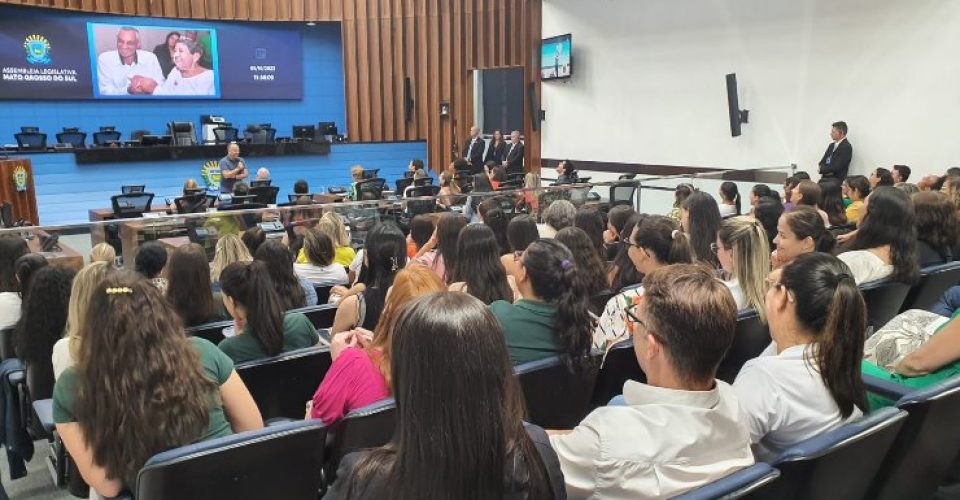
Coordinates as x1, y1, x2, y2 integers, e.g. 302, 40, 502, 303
667, 228, 692, 264
734, 193, 742, 215
220, 261, 285, 357
524, 240, 594, 372
634, 216, 692, 266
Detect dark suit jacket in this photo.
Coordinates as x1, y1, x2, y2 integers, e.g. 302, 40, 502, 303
484, 141, 507, 165
818, 139, 852, 181
463, 136, 485, 172
504, 141, 525, 174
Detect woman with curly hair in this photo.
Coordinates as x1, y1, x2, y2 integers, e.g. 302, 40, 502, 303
14, 266, 74, 398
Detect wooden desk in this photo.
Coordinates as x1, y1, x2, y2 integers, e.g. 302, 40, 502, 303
88, 206, 171, 246
26, 231, 83, 272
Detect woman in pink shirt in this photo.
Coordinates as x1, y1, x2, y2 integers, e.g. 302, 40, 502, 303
410, 213, 466, 284
308, 264, 445, 424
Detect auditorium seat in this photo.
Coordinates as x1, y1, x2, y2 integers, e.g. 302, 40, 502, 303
92, 130, 122, 146
322, 398, 396, 490
606, 180, 637, 210
130, 129, 150, 142
753, 407, 906, 500
900, 261, 960, 313
14, 131, 47, 151
515, 354, 601, 429
289, 304, 338, 329
249, 185, 279, 205
860, 280, 912, 335
864, 375, 960, 500
55, 129, 86, 148
406, 185, 440, 216
361, 168, 380, 180
356, 178, 387, 200
185, 319, 233, 344
0, 327, 14, 360
110, 192, 155, 219
716, 309, 771, 384
213, 126, 239, 144
235, 346, 332, 420
128, 419, 327, 500
395, 176, 413, 194
591, 339, 646, 408
673, 463, 780, 500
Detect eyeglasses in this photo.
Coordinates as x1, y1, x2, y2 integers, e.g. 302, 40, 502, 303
710, 242, 728, 254
625, 306, 667, 345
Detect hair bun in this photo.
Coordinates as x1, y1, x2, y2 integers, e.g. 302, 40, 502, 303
671, 229, 682, 240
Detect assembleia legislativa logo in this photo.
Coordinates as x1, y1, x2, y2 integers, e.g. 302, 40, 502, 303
23, 34, 52, 65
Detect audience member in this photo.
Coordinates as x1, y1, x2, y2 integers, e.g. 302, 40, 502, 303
481, 199, 510, 254
218, 261, 319, 363
255, 167, 270, 183
913, 191, 958, 267
241, 226, 266, 256
551, 264, 752, 499
484, 129, 507, 165
501, 214, 540, 278
324, 292, 564, 499
491, 239, 594, 367
309, 265, 443, 425
210, 234, 253, 289
449, 224, 517, 304
771, 206, 836, 269
332, 224, 407, 333
555, 160, 578, 185
595, 216, 692, 350
14, 266, 73, 397
838, 186, 919, 284
819, 179, 848, 227
943, 173, 960, 208
750, 184, 773, 213
734, 253, 867, 461
316, 212, 357, 267
403, 169, 428, 197
843, 175, 870, 224
753, 196, 784, 249
573, 208, 605, 257
485, 163, 507, 189
406, 214, 434, 259
294, 228, 349, 287
917, 174, 943, 192
555, 227, 611, 315
870, 167, 895, 188
255, 240, 313, 310
293, 179, 310, 196
0, 238, 29, 330
464, 173, 494, 223
347, 165, 365, 201
718, 181, 742, 217
13, 253, 47, 304
539, 199, 576, 238
52, 262, 114, 379
89, 242, 116, 265
897, 183, 920, 195
232, 181, 250, 198
794, 180, 831, 227
53, 272, 263, 497
669, 183, 695, 220
406, 158, 424, 175
604, 205, 635, 260
681, 191, 722, 268
782, 176, 799, 212
717, 216, 771, 315
607, 213, 646, 294
133, 241, 168, 293
436, 171, 460, 209
411, 213, 466, 283
892, 164, 911, 185
165, 243, 229, 328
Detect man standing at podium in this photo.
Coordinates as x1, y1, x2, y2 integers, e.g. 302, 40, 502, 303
219, 142, 248, 194
818, 121, 852, 184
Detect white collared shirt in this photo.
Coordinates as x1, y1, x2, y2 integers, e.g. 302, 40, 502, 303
96, 50, 165, 95
733, 342, 863, 462
550, 380, 754, 499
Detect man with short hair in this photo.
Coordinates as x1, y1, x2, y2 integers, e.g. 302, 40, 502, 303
462, 126, 485, 173
255, 168, 271, 182
818, 121, 853, 183
503, 130, 525, 175
892, 165, 911, 185
549, 264, 754, 499
218, 143, 248, 194
96, 27, 165, 95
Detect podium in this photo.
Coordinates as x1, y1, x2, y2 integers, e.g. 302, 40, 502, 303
0, 158, 39, 225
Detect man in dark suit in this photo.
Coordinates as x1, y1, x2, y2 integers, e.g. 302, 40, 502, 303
462, 125, 485, 173
503, 130, 524, 175
818, 121, 853, 183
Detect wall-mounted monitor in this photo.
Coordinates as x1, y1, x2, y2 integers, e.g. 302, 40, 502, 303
541, 34, 572, 81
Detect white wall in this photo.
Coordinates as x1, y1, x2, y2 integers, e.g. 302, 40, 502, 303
541, 0, 960, 179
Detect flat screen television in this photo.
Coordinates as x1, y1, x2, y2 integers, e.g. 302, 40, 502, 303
541, 34, 572, 80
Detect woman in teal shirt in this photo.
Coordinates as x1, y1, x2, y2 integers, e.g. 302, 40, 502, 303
53, 273, 263, 497
490, 239, 594, 369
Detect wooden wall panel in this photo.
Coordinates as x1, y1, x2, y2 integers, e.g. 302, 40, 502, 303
0, 0, 544, 173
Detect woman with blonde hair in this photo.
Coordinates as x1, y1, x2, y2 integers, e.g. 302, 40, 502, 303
210, 233, 252, 288
316, 212, 356, 267
89, 243, 116, 265
309, 264, 444, 424
716, 216, 771, 317
437, 171, 461, 209
52, 261, 114, 378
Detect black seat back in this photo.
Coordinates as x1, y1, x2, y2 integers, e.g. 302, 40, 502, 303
515, 354, 601, 429
755, 407, 907, 500
716, 309, 771, 384
0, 328, 15, 360
407, 185, 440, 215
14, 132, 47, 150
250, 185, 280, 205
136, 420, 327, 500
93, 130, 122, 145
361, 168, 380, 180
324, 398, 396, 484
56, 131, 86, 148
314, 285, 333, 304
357, 178, 387, 200
236, 347, 333, 420
185, 319, 232, 344
609, 181, 637, 208
213, 127, 239, 143
591, 340, 645, 407
395, 176, 413, 194
589, 290, 614, 316
900, 261, 960, 312
174, 194, 208, 214
110, 193, 155, 219
290, 304, 339, 329
860, 280, 912, 333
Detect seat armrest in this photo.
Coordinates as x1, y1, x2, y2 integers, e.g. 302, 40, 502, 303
863, 374, 912, 401
32, 399, 55, 434
7, 369, 24, 386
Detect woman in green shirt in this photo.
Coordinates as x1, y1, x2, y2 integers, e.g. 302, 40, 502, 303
53, 272, 263, 497
490, 239, 594, 369
218, 261, 320, 363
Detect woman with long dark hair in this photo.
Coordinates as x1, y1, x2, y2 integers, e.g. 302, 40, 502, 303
501, 214, 540, 278
604, 205, 636, 260
53, 272, 262, 497
166, 243, 229, 327
574, 208, 605, 257
15, 266, 73, 398
681, 191, 722, 268
483, 129, 507, 165
325, 292, 564, 499
14, 253, 47, 302
734, 253, 867, 461
818, 180, 848, 227
718, 181, 741, 217
411, 213, 466, 284
332, 223, 409, 333
607, 213, 646, 293
480, 199, 510, 254
668, 183, 695, 220
794, 180, 831, 227
771, 206, 836, 269
913, 191, 959, 267
838, 186, 919, 284
255, 239, 312, 310
465, 174, 494, 223
218, 261, 319, 363
449, 224, 516, 304
492, 239, 594, 369
0, 237, 29, 330
556, 227, 610, 314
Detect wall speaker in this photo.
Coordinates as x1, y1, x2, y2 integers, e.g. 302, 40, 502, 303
403, 77, 414, 123
726, 73, 749, 137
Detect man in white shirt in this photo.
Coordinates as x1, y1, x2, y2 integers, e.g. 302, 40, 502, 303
96, 27, 165, 96
549, 264, 754, 499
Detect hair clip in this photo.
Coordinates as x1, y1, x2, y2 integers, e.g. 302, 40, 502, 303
560, 259, 573, 270
390, 256, 399, 272
106, 287, 133, 295
835, 272, 854, 285
671, 229, 682, 240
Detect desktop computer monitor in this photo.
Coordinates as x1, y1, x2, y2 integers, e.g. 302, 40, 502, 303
318, 122, 338, 136
293, 125, 315, 141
